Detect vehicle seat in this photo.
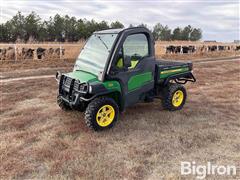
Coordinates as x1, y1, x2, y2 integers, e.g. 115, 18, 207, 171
116, 58, 139, 69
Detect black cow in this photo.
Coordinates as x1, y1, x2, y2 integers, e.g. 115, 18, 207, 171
37, 47, 46, 59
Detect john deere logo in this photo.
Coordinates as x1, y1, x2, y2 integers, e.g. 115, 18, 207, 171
108, 83, 114, 87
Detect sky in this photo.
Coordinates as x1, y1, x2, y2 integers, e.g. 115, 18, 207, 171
1, 0, 239, 42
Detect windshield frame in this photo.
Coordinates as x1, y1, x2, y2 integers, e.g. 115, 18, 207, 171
74, 32, 120, 79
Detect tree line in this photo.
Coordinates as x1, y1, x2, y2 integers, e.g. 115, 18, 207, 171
152, 23, 202, 41
0, 12, 202, 42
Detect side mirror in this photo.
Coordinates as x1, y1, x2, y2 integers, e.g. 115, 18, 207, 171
124, 55, 131, 68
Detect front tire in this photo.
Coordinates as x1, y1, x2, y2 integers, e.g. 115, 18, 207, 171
162, 83, 187, 111
76, 102, 87, 112
85, 97, 119, 131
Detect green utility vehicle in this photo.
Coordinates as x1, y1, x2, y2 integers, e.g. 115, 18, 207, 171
56, 27, 196, 131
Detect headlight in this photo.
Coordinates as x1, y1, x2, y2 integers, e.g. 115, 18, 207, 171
74, 82, 88, 93
79, 84, 88, 92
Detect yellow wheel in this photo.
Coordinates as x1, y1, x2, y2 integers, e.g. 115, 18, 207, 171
172, 90, 184, 107
85, 97, 119, 131
162, 83, 187, 111
96, 105, 115, 127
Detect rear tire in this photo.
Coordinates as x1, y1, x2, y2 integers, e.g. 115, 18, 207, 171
162, 83, 187, 111
57, 95, 71, 111
85, 97, 119, 131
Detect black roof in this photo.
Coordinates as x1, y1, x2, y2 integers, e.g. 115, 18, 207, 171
94, 28, 124, 34
94, 27, 150, 34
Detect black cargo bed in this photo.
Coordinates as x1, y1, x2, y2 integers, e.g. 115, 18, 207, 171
156, 59, 192, 70
154, 59, 195, 85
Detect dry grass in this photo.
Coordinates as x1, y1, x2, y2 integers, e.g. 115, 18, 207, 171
0, 58, 75, 73
0, 60, 240, 179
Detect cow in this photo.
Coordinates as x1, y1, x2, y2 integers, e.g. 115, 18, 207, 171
0, 48, 7, 60
208, 46, 217, 52
236, 46, 240, 51
46, 48, 54, 59
182, 46, 189, 53
167, 46, 183, 54
188, 46, 195, 53
54, 48, 65, 59
166, 46, 175, 54
174, 46, 181, 54
6, 47, 15, 60
22, 48, 35, 59
218, 46, 224, 51
36, 47, 46, 59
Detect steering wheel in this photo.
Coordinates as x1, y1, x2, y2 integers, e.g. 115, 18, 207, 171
131, 53, 142, 60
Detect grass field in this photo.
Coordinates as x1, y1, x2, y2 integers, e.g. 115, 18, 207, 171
1, 58, 240, 179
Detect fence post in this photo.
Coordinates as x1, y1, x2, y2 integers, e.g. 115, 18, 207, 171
60, 44, 62, 60
14, 44, 17, 62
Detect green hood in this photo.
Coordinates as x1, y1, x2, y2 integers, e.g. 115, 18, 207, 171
66, 70, 122, 94
66, 70, 98, 83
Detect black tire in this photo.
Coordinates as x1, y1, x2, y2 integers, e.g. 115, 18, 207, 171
162, 83, 187, 111
76, 102, 87, 112
85, 97, 119, 131
57, 95, 71, 111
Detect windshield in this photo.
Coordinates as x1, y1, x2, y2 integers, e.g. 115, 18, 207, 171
74, 33, 118, 75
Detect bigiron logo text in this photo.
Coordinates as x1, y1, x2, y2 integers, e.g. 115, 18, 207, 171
181, 161, 237, 179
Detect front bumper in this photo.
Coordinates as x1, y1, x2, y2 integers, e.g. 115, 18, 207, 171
58, 74, 89, 107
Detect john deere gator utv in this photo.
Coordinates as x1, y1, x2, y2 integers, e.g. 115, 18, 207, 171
56, 27, 196, 131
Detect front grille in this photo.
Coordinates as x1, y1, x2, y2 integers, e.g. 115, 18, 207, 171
64, 77, 72, 87
74, 82, 79, 90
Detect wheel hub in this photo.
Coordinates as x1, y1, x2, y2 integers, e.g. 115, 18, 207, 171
172, 90, 184, 107
96, 105, 115, 127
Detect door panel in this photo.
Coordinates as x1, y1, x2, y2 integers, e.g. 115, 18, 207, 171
107, 31, 155, 108
111, 56, 155, 107
127, 71, 153, 92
